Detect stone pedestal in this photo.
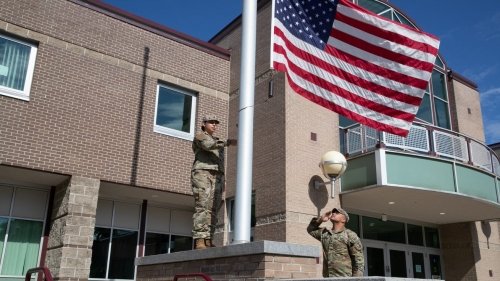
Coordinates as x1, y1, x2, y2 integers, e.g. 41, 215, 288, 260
136, 241, 320, 281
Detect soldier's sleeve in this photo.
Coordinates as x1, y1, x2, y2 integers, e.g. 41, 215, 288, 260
306, 217, 323, 241
348, 231, 365, 276
194, 132, 225, 151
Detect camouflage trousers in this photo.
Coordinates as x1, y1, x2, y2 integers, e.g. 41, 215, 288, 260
191, 169, 223, 239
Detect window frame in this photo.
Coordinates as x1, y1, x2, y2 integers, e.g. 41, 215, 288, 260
0, 186, 48, 277
91, 200, 141, 280
153, 83, 197, 141
0, 33, 38, 101
143, 206, 193, 255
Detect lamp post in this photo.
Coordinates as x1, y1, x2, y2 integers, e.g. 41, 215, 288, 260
315, 151, 347, 198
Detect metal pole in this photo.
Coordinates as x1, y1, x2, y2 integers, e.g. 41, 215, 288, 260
232, 0, 257, 244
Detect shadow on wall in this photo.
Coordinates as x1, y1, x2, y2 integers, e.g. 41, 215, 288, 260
308, 175, 328, 217
131, 46, 150, 186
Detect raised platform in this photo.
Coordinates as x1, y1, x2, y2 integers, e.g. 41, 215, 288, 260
136, 240, 321, 280
135, 240, 443, 281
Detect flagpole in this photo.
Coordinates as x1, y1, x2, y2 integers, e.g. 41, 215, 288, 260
232, 0, 257, 244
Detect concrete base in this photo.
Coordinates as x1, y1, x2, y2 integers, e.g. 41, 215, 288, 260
136, 240, 320, 280
136, 241, 443, 281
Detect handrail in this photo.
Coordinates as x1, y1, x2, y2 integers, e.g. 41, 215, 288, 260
343, 122, 500, 176
25, 267, 53, 281
173, 273, 213, 281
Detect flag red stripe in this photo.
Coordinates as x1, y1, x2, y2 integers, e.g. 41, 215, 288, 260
274, 27, 422, 105
334, 8, 439, 56
271, 0, 440, 137
331, 29, 435, 71
274, 42, 415, 121
339, 0, 439, 42
324, 45, 429, 89
274, 61, 410, 136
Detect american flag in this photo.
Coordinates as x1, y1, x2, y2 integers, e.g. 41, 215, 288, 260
272, 0, 440, 136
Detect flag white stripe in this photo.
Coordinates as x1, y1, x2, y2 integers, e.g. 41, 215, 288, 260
329, 36, 432, 82
333, 20, 438, 64
275, 20, 425, 97
338, 3, 440, 49
274, 33, 418, 114
273, 52, 412, 129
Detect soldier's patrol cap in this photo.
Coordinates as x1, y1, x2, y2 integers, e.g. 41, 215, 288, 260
202, 115, 220, 124
332, 207, 350, 222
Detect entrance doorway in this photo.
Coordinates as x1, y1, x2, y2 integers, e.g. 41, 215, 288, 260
364, 240, 442, 278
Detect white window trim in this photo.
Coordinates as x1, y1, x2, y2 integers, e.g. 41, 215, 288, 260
153, 83, 197, 141
0, 34, 37, 101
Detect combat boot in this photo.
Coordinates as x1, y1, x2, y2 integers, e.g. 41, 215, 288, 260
205, 238, 216, 247
194, 238, 207, 250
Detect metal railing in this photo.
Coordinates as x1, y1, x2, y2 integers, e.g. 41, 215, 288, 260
25, 267, 53, 281
343, 122, 500, 177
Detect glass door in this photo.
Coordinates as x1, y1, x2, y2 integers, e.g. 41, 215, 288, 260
366, 244, 386, 276
429, 254, 443, 279
411, 251, 426, 278
364, 241, 411, 277
388, 246, 408, 277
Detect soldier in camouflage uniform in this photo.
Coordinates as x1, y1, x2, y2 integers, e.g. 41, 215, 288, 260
191, 115, 235, 250
307, 207, 364, 277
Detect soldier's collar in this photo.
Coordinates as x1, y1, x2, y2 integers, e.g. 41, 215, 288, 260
328, 227, 346, 234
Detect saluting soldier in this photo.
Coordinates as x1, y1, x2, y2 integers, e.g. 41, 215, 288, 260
307, 208, 365, 277
191, 115, 235, 249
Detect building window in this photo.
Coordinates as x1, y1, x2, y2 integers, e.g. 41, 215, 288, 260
144, 207, 193, 255
407, 224, 424, 246
416, 70, 450, 129
0, 34, 37, 101
154, 84, 197, 140
346, 213, 360, 236
425, 227, 440, 248
90, 200, 140, 280
0, 186, 48, 276
431, 70, 450, 129
362, 216, 406, 244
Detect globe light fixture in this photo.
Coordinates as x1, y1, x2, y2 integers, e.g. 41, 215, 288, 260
315, 151, 347, 198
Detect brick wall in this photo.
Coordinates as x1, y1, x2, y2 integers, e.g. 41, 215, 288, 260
440, 223, 478, 280
137, 254, 318, 281
0, 0, 230, 194
451, 79, 485, 142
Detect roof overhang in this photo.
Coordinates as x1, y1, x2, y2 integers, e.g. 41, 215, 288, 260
341, 185, 500, 225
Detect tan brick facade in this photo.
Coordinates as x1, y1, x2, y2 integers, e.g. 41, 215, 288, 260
451, 78, 485, 142
137, 254, 318, 281
1, 0, 499, 280
0, 0, 229, 279
0, 0, 230, 194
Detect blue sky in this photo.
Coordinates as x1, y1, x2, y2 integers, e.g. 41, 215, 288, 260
101, 0, 500, 145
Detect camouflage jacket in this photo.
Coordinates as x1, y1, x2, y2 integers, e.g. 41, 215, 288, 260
192, 131, 226, 173
307, 217, 364, 277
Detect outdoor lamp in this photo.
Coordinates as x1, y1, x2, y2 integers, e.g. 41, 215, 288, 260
315, 151, 347, 198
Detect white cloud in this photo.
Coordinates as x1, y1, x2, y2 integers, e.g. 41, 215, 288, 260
474, 12, 500, 41
481, 87, 500, 98
463, 65, 498, 83
484, 119, 500, 144
480, 87, 500, 112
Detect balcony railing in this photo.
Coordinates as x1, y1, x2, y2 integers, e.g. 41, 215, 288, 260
343, 122, 500, 177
